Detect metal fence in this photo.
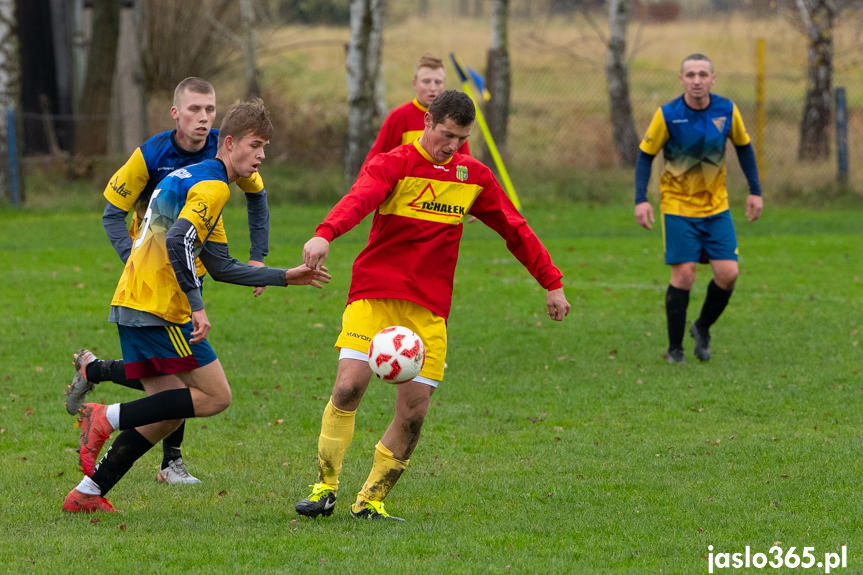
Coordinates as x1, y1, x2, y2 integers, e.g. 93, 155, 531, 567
6, 4, 863, 202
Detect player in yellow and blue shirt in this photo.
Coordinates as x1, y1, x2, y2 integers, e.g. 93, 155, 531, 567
634, 54, 763, 364
65, 78, 271, 485
62, 100, 330, 514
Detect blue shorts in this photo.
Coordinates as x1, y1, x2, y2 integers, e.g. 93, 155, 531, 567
662, 210, 738, 265
118, 323, 218, 379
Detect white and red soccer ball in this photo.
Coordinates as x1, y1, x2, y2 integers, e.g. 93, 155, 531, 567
368, 326, 425, 384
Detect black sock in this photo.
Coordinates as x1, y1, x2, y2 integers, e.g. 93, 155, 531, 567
697, 279, 733, 330
162, 421, 185, 468
85, 360, 144, 390
91, 429, 154, 496
118, 388, 195, 430
665, 284, 690, 350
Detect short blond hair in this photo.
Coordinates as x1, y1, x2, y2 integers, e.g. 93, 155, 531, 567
414, 53, 444, 77
173, 77, 215, 107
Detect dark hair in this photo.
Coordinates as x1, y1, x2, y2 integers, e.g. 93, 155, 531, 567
218, 98, 273, 147
173, 77, 215, 106
427, 90, 475, 127
681, 53, 714, 73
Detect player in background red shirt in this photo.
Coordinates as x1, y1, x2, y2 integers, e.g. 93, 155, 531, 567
362, 53, 470, 168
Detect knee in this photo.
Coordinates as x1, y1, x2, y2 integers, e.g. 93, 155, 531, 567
715, 270, 738, 290
199, 387, 232, 417
332, 382, 365, 409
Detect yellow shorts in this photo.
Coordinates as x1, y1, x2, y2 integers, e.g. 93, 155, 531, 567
335, 298, 447, 382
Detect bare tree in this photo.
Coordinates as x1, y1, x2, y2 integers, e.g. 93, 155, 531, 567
606, 0, 639, 166
110, 0, 147, 156
0, 0, 18, 199
796, 0, 836, 161
75, 0, 120, 156
344, 0, 386, 182
484, 0, 511, 165
240, 0, 261, 99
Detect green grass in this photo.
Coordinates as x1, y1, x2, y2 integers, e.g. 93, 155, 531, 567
1, 201, 861, 573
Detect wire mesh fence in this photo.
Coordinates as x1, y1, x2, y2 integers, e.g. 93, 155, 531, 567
6, 2, 863, 202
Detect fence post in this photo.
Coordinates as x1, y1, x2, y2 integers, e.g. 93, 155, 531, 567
7, 106, 20, 205
834, 86, 848, 184
755, 38, 766, 178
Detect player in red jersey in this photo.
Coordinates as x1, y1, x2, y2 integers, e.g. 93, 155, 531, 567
362, 53, 469, 167
295, 90, 570, 521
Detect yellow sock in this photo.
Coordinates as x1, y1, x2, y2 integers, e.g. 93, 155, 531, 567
353, 441, 408, 511
316, 398, 356, 490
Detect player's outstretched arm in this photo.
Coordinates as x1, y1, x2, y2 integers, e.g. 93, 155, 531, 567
546, 287, 571, 321
285, 264, 331, 288
302, 236, 330, 270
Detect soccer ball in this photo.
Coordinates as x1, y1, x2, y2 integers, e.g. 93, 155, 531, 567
368, 326, 425, 384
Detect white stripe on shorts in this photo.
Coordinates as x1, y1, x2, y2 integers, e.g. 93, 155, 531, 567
338, 346, 439, 388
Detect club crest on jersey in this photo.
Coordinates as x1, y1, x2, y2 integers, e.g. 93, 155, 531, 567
456, 165, 468, 182
713, 117, 727, 132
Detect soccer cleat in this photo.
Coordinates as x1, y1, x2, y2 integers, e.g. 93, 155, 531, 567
295, 483, 337, 518
65, 349, 98, 416
77, 403, 115, 477
62, 489, 120, 513
157, 458, 202, 485
350, 500, 405, 521
666, 347, 686, 364
690, 322, 711, 362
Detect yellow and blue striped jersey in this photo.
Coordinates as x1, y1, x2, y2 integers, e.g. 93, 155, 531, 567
111, 159, 231, 324
639, 94, 751, 218
103, 129, 264, 275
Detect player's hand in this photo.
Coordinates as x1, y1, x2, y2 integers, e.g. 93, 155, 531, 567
249, 259, 266, 297
286, 264, 331, 288
303, 236, 330, 270
190, 308, 211, 344
546, 287, 571, 321
745, 194, 763, 222
634, 202, 654, 230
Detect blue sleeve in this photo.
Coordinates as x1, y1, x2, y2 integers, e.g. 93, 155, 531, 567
634, 150, 655, 204
245, 189, 270, 261
735, 143, 762, 196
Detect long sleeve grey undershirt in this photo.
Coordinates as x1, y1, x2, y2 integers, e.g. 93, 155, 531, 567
102, 202, 133, 263
165, 218, 287, 312
245, 189, 270, 262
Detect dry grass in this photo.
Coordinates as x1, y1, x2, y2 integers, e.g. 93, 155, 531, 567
115, 9, 863, 202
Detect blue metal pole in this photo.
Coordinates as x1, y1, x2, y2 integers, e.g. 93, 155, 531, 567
834, 87, 848, 184
7, 106, 20, 205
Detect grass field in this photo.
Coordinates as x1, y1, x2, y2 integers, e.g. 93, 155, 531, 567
1, 198, 860, 573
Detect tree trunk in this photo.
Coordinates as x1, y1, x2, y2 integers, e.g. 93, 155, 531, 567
796, 0, 835, 162
606, 0, 639, 166
110, 0, 147, 157
0, 0, 19, 200
240, 0, 260, 99
484, 0, 510, 165
74, 0, 120, 156
344, 0, 385, 182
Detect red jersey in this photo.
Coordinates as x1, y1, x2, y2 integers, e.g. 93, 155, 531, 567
315, 140, 563, 319
363, 99, 470, 167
